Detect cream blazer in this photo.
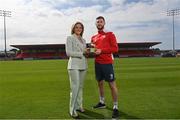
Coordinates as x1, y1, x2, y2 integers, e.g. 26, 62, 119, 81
66, 34, 87, 70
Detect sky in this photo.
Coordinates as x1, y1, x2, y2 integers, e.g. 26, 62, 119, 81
0, 0, 180, 50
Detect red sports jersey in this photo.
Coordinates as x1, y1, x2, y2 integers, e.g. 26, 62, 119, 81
91, 30, 119, 64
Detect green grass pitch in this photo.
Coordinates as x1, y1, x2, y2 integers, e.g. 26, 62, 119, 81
0, 58, 180, 119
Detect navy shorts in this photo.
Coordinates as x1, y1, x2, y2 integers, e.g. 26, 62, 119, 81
95, 62, 115, 82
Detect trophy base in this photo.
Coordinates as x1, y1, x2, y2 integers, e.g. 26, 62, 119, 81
90, 48, 95, 53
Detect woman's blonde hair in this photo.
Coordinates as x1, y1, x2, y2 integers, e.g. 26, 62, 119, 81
71, 22, 84, 37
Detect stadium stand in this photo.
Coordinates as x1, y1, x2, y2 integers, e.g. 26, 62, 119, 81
11, 42, 161, 60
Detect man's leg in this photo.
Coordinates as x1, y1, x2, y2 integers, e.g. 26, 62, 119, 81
103, 64, 118, 109
109, 81, 118, 108
98, 80, 105, 103
93, 80, 106, 108
109, 81, 119, 118
93, 63, 106, 108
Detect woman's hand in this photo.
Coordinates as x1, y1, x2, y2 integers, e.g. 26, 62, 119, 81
83, 48, 90, 57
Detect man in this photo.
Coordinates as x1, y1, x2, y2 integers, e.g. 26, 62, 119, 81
91, 16, 119, 118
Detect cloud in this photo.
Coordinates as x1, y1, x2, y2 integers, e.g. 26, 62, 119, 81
0, 0, 180, 51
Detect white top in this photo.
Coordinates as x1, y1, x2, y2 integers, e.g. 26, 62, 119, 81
65, 34, 87, 70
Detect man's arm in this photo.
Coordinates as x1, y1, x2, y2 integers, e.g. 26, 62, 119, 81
101, 32, 119, 54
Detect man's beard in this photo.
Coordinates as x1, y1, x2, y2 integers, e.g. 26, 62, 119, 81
97, 25, 104, 31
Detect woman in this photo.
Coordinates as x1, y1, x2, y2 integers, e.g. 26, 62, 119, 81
65, 22, 88, 118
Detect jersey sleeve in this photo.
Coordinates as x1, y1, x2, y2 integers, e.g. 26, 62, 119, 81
101, 32, 119, 54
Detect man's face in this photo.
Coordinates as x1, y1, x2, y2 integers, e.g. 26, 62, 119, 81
96, 18, 105, 31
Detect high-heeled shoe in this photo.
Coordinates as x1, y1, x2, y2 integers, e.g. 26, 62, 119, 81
70, 111, 79, 119
76, 108, 85, 113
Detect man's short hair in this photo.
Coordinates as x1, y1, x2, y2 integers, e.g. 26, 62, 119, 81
96, 16, 105, 22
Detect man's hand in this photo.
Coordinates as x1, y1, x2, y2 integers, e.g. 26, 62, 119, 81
95, 49, 102, 55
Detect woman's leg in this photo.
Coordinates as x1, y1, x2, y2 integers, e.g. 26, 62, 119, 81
76, 70, 86, 110
68, 69, 80, 116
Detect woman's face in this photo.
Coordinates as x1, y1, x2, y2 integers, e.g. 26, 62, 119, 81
74, 24, 83, 36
